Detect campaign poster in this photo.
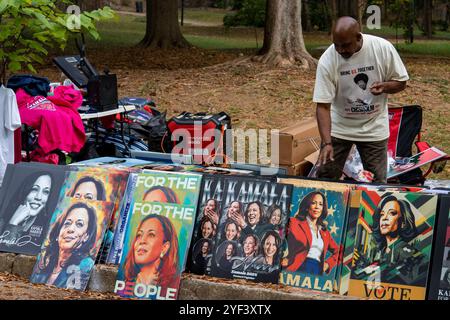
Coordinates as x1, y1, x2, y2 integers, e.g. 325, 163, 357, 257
387, 147, 447, 179
114, 171, 202, 300
58, 166, 129, 264
279, 185, 349, 293
348, 190, 438, 300
427, 195, 450, 300
30, 198, 113, 291
59, 167, 125, 204
186, 175, 225, 275
209, 177, 292, 284
107, 173, 139, 265
0, 164, 67, 255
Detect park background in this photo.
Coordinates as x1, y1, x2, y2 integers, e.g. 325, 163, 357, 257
5, 0, 450, 178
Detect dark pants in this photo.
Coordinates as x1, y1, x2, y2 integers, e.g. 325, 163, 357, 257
298, 258, 322, 275
317, 136, 388, 183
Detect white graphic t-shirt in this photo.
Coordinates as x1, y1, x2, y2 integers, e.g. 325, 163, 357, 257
0, 85, 21, 185
313, 34, 409, 141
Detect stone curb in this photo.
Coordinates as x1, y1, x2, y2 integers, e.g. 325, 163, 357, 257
0, 253, 15, 273
0, 253, 357, 300
12, 254, 36, 278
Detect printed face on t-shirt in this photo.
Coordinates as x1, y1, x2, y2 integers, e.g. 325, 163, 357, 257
357, 80, 367, 90
339, 66, 379, 117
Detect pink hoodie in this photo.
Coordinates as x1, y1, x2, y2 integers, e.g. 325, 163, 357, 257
48, 85, 83, 110
16, 86, 85, 154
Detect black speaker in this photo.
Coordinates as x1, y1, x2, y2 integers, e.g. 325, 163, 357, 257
87, 74, 118, 112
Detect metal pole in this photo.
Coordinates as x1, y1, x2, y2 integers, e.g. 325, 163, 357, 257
410, 0, 414, 43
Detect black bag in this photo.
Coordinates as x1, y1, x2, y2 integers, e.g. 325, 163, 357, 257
131, 111, 172, 153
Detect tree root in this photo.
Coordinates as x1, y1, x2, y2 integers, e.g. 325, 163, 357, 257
203, 51, 317, 71
252, 51, 317, 69
202, 56, 253, 70
137, 35, 191, 49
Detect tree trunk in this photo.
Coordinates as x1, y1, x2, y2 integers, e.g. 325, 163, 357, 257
381, 0, 387, 22
338, 0, 347, 17
326, 0, 338, 32
302, 0, 313, 32
357, 0, 368, 28
338, 0, 358, 18
447, 3, 450, 30
0, 60, 7, 86
254, 0, 316, 69
139, 0, 190, 49
423, 0, 433, 39
408, 0, 415, 43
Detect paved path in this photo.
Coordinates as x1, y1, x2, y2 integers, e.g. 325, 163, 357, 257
117, 10, 223, 26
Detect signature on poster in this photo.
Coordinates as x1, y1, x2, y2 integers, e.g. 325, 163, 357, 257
0, 231, 40, 247
230, 256, 279, 273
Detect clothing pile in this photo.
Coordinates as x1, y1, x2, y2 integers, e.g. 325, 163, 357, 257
8, 75, 86, 164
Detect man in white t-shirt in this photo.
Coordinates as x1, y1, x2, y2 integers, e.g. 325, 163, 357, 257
313, 16, 409, 183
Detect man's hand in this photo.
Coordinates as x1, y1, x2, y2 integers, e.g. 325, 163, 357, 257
316, 103, 333, 167
370, 80, 406, 95
318, 144, 334, 166
370, 81, 385, 95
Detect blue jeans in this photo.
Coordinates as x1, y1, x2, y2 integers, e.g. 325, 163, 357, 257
298, 258, 322, 275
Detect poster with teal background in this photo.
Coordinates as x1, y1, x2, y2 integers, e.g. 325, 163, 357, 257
56, 166, 129, 264
30, 197, 113, 291
114, 171, 202, 300
57, 167, 126, 204
280, 186, 349, 293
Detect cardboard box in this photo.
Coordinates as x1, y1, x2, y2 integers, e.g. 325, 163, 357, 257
272, 118, 320, 165
280, 160, 313, 176
305, 150, 320, 165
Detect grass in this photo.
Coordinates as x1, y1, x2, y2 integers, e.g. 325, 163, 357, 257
84, 14, 143, 47
393, 41, 450, 57
83, 12, 450, 59
185, 34, 261, 50
179, 8, 228, 25
420, 108, 450, 180
362, 24, 450, 40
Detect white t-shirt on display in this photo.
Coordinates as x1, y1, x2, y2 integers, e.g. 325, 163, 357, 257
0, 85, 21, 185
313, 34, 409, 142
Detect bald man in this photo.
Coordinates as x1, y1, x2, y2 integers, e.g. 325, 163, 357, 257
313, 17, 409, 183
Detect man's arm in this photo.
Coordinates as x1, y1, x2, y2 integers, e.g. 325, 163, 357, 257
316, 103, 334, 166
370, 80, 407, 95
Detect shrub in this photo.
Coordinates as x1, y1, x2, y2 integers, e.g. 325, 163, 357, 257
223, 0, 266, 28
